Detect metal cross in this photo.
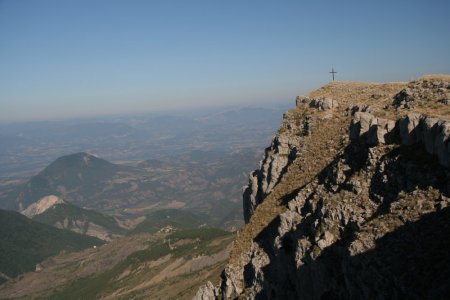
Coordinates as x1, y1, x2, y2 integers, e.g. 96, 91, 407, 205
330, 67, 337, 81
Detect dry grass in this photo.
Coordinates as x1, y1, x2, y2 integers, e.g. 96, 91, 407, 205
416, 74, 450, 81
309, 81, 406, 120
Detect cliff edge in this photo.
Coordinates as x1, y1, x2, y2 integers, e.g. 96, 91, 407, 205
196, 75, 450, 299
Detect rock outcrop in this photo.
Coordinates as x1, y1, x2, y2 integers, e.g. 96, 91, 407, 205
243, 111, 304, 223
21, 195, 65, 218
349, 111, 397, 145
194, 281, 219, 299
244, 97, 340, 223
392, 76, 450, 109
296, 96, 339, 111
349, 109, 450, 167
195, 75, 450, 300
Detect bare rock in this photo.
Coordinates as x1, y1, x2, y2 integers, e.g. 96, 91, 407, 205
242, 171, 260, 223
349, 104, 374, 115
321, 98, 338, 110
296, 95, 311, 107
433, 120, 450, 167
222, 266, 244, 299
21, 195, 65, 217
350, 110, 449, 167
243, 111, 304, 223
296, 96, 338, 111
194, 281, 217, 300
316, 231, 335, 249
393, 88, 415, 108
278, 210, 301, 237
310, 97, 339, 110
420, 116, 440, 153
398, 113, 422, 145
349, 112, 375, 141
367, 117, 397, 145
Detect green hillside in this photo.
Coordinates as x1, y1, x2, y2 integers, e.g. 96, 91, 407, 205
0, 209, 103, 278
1, 152, 132, 210
129, 209, 208, 235
44, 228, 232, 300
33, 202, 126, 236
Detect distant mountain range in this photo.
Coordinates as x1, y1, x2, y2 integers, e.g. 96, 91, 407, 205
0, 149, 256, 230
1, 152, 134, 211
0, 105, 288, 178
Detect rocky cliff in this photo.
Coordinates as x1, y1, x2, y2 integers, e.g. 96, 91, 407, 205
196, 75, 450, 299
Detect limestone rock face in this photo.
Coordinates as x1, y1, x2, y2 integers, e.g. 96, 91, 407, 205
198, 76, 450, 300
244, 96, 341, 223
243, 110, 304, 223
435, 121, 450, 167
367, 117, 397, 145
227, 139, 449, 299
398, 113, 422, 145
350, 111, 449, 167
349, 111, 373, 140
194, 281, 218, 300
349, 112, 396, 145
398, 114, 449, 167
296, 95, 339, 111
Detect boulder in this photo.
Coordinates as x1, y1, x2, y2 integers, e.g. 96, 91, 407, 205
321, 98, 338, 110
310, 98, 338, 110
296, 96, 311, 107
393, 88, 415, 108
349, 104, 374, 115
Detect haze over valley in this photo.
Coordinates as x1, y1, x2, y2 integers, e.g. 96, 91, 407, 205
1, 0, 449, 299
0, 105, 289, 231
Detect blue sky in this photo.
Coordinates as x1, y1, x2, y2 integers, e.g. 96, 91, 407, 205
1, 0, 449, 122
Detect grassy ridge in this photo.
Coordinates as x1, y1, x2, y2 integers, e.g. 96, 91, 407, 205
0, 209, 103, 278
128, 209, 208, 235
44, 227, 232, 299
33, 202, 126, 235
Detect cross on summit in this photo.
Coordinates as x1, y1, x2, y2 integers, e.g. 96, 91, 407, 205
330, 67, 337, 81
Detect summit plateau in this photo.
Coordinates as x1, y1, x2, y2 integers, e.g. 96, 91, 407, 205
196, 75, 450, 299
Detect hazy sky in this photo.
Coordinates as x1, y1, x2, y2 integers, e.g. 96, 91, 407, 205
1, 0, 449, 122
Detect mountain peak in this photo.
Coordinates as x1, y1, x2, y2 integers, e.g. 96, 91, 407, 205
42, 152, 118, 178
53, 152, 100, 166
0, 152, 128, 211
